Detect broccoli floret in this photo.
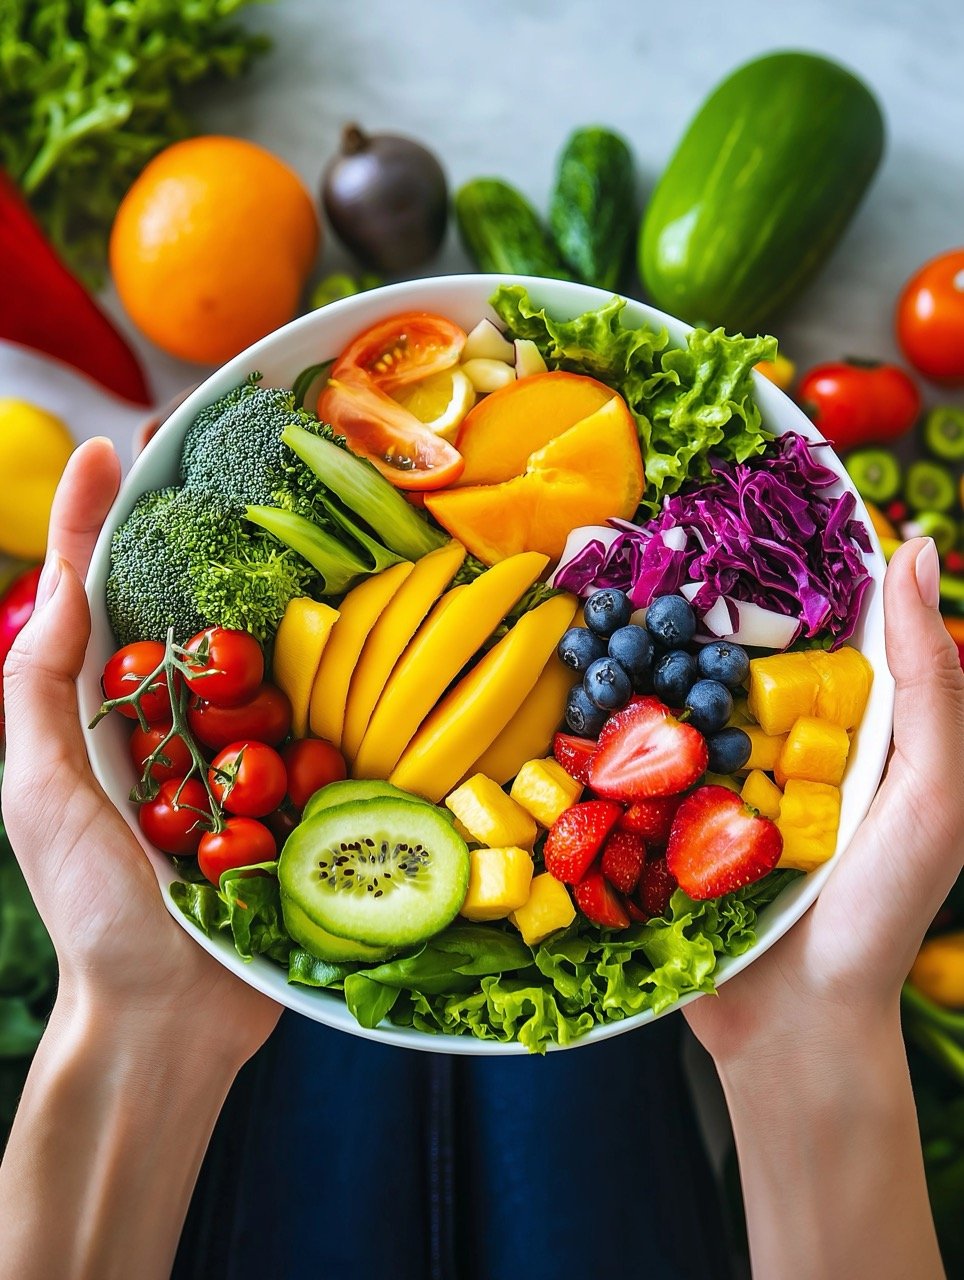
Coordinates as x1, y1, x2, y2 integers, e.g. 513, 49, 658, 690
106, 487, 317, 646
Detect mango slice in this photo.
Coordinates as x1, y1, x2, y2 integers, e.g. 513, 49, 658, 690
273, 597, 340, 739
747, 646, 873, 736
742, 725, 788, 773
341, 541, 465, 762
455, 370, 615, 486
774, 716, 851, 788
425, 397, 643, 565
461, 847, 535, 922
352, 551, 549, 780
389, 594, 578, 803
509, 872, 576, 946
471, 651, 578, 785
308, 560, 414, 747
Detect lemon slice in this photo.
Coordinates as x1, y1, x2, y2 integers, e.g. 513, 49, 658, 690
395, 368, 476, 441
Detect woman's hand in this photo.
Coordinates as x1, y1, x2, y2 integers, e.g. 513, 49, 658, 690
1, 437, 281, 1071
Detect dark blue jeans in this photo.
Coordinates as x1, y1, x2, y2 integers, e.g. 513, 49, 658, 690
175, 1012, 731, 1280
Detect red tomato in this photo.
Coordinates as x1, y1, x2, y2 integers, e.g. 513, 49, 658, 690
102, 641, 170, 722
796, 360, 921, 451
209, 740, 287, 817
184, 628, 264, 707
198, 818, 276, 886
129, 723, 194, 783
188, 683, 292, 751
282, 738, 348, 810
264, 804, 300, 845
317, 312, 467, 491
896, 248, 964, 385
139, 778, 211, 855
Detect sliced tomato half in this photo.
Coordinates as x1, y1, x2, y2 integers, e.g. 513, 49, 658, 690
317, 376, 464, 490
332, 312, 466, 394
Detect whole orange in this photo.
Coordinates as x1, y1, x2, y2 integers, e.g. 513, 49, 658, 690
110, 136, 320, 365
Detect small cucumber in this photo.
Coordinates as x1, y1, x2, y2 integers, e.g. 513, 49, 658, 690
455, 178, 571, 279
549, 126, 636, 291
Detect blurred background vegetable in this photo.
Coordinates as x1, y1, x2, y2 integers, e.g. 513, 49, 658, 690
896, 248, 964, 386
0, 399, 73, 560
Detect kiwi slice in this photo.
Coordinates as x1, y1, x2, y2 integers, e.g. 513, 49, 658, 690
281, 893, 395, 963
278, 798, 469, 948
902, 511, 959, 557
923, 407, 964, 462
845, 448, 901, 503
905, 460, 957, 514
302, 778, 456, 824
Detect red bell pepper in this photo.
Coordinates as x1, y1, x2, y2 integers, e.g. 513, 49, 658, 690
0, 170, 151, 406
0, 565, 41, 721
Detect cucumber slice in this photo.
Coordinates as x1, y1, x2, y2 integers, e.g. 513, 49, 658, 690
922, 407, 964, 462
905, 460, 957, 514
279, 798, 470, 948
845, 447, 901, 503
281, 894, 395, 963
303, 778, 456, 824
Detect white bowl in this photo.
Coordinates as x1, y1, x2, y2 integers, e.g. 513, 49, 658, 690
78, 275, 895, 1055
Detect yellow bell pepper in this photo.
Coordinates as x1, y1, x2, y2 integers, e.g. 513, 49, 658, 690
0, 399, 74, 559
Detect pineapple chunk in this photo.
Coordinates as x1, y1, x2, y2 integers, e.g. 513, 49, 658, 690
776, 779, 841, 872
742, 725, 788, 773
741, 769, 783, 819
510, 758, 583, 828
810, 647, 873, 730
445, 774, 537, 849
775, 716, 851, 788
460, 847, 534, 922
508, 872, 576, 945
747, 647, 873, 736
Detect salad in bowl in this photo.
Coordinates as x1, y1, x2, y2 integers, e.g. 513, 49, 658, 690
78, 276, 894, 1055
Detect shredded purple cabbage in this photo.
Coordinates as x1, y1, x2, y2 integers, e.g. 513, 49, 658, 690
554, 432, 873, 647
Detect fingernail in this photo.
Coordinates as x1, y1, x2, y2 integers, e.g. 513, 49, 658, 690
35, 550, 62, 609
914, 538, 941, 609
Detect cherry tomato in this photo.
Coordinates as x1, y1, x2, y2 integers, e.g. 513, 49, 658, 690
102, 641, 170, 722
896, 248, 964, 385
796, 360, 921, 451
129, 723, 193, 783
184, 628, 264, 707
264, 804, 300, 846
209, 740, 287, 817
332, 311, 466, 393
317, 312, 467, 491
188, 683, 292, 751
139, 778, 211, 855
282, 738, 348, 810
198, 818, 276, 886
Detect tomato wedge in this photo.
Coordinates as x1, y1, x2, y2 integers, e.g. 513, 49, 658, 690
318, 376, 464, 490
331, 312, 466, 393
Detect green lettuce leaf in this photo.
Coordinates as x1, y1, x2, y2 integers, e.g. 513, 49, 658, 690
491, 284, 776, 514
170, 874, 293, 965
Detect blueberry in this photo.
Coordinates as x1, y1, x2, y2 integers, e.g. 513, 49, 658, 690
557, 626, 608, 674
653, 649, 698, 705
645, 594, 696, 647
607, 625, 653, 691
565, 683, 608, 736
584, 588, 632, 638
697, 641, 750, 689
584, 657, 633, 711
684, 679, 733, 734
706, 727, 752, 774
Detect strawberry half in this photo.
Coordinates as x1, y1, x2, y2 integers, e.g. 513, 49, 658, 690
544, 800, 623, 884
553, 732, 597, 785
637, 854, 678, 918
666, 785, 783, 900
573, 868, 630, 929
600, 829, 647, 895
589, 696, 708, 802
619, 795, 684, 845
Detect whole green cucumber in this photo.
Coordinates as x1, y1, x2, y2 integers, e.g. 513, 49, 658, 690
549, 126, 636, 290
640, 52, 885, 332
455, 178, 572, 279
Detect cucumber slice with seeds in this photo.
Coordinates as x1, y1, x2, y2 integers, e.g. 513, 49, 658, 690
281, 894, 396, 963
279, 798, 469, 948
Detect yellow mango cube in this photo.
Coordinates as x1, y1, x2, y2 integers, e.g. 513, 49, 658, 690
810, 647, 873, 730
742, 725, 788, 773
510, 758, 583, 828
747, 647, 873, 736
445, 774, 537, 849
460, 847, 534, 922
727, 697, 752, 727
741, 769, 783, 820
508, 872, 576, 946
776, 779, 841, 872
775, 717, 851, 788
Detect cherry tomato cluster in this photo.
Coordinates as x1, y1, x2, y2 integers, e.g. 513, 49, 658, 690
101, 627, 346, 887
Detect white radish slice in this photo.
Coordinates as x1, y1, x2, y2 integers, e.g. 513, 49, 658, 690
660, 526, 688, 551
460, 358, 517, 393
549, 525, 620, 587
463, 318, 515, 363
698, 596, 799, 649
678, 582, 703, 602
514, 338, 548, 378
